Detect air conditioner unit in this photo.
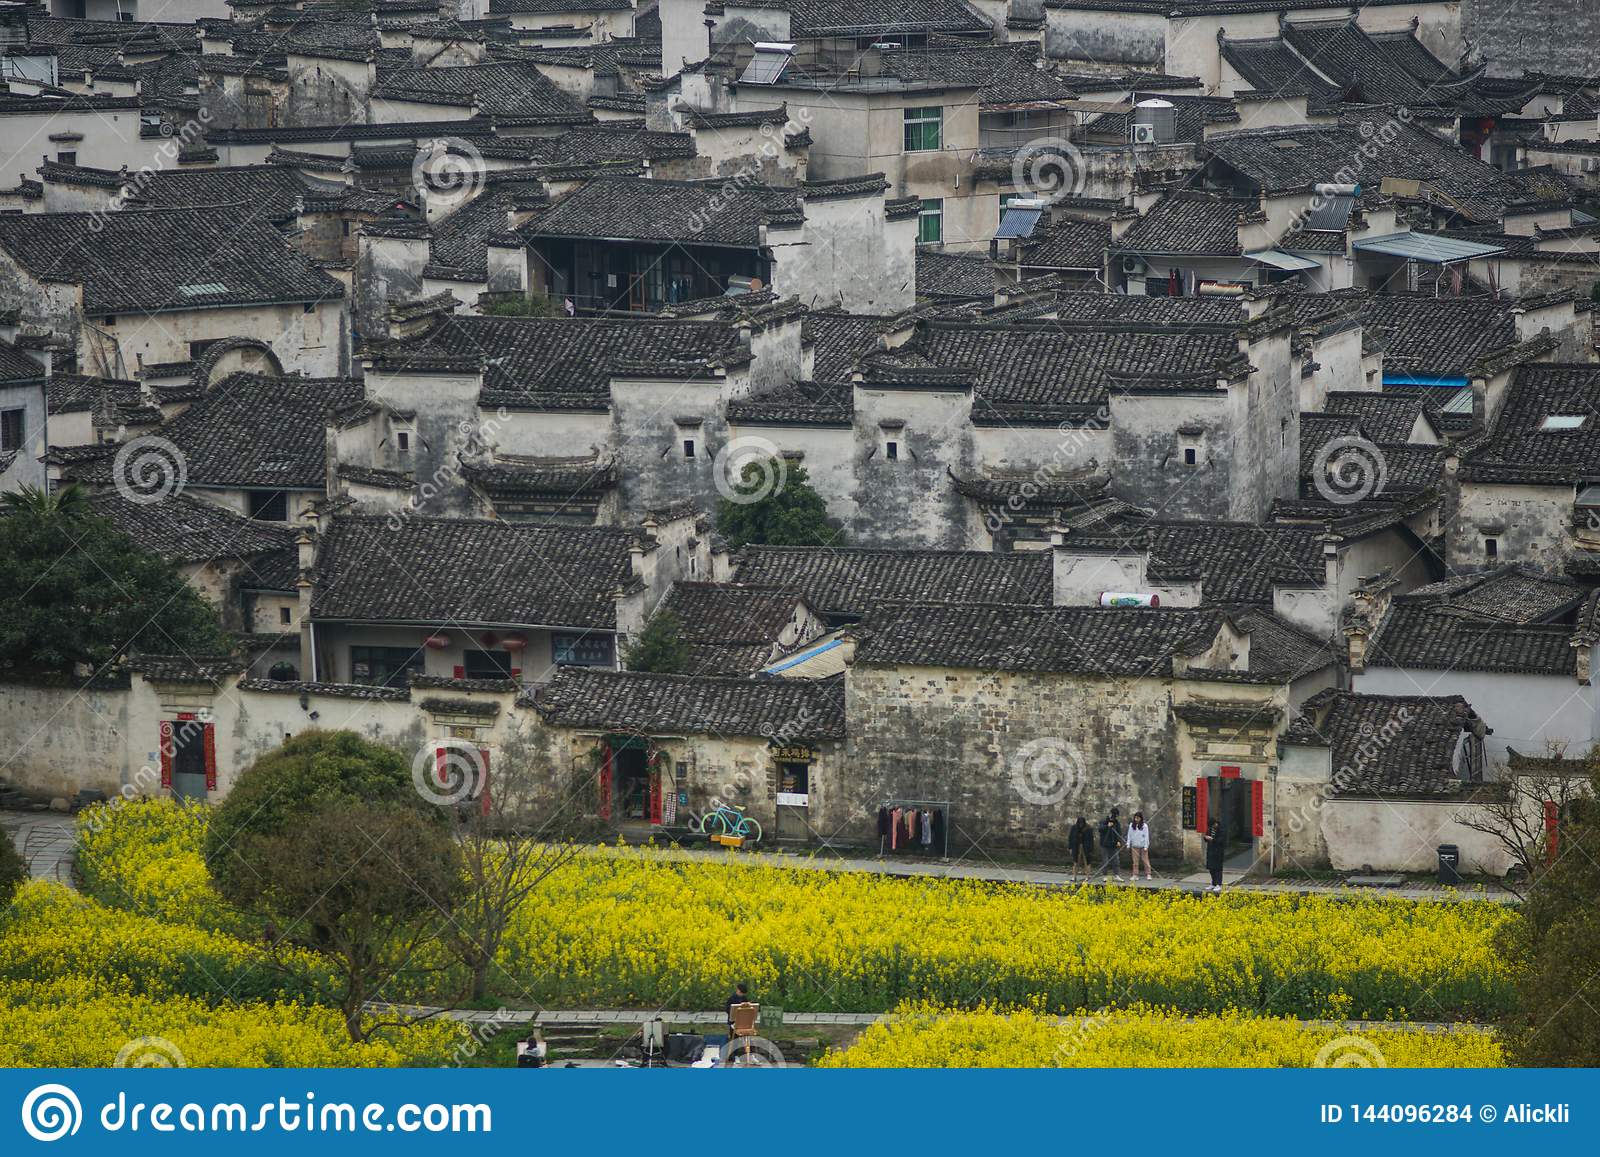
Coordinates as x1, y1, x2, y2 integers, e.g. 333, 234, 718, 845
1120, 255, 1144, 274
1130, 123, 1157, 145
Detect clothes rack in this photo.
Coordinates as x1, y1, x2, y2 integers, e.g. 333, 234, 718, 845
877, 798, 951, 861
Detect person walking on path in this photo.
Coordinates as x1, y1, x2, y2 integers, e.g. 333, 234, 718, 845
1125, 811, 1152, 880
1067, 816, 1093, 882
1201, 819, 1226, 893
1097, 808, 1125, 882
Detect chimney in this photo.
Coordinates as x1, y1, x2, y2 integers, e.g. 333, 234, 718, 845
1319, 526, 1343, 590
295, 530, 317, 681
325, 409, 340, 500
1574, 639, 1593, 686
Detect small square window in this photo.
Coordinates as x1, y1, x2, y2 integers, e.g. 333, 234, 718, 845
885, 441, 898, 461
303, 303, 315, 314
903, 106, 942, 152
683, 439, 696, 459
397, 431, 410, 452
279, 606, 292, 624
1, 409, 25, 452
248, 490, 288, 521
1183, 447, 1197, 466
57, 151, 76, 166
1485, 537, 1499, 559
102, 315, 116, 326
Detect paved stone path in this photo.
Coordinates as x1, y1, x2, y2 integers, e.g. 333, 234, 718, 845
0, 810, 75, 889
0, 807, 1515, 903
640, 843, 1520, 904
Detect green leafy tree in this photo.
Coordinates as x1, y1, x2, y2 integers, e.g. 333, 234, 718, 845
1497, 755, 1600, 1065
0, 832, 26, 902
205, 731, 463, 1040
0, 485, 225, 674
715, 459, 843, 549
623, 609, 692, 673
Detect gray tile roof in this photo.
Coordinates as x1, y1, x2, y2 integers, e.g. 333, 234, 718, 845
1203, 113, 1521, 221
1461, 363, 1600, 484
916, 250, 994, 302
312, 515, 637, 629
530, 667, 846, 740
1323, 391, 1437, 444
372, 61, 593, 122
1044, 291, 1243, 324
782, 0, 990, 38
1284, 690, 1484, 796
0, 208, 343, 314
855, 602, 1334, 683
656, 581, 814, 676
1365, 571, 1598, 675
1018, 218, 1109, 271
88, 490, 293, 565
519, 177, 802, 247
65, 373, 363, 491
888, 320, 1250, 420
1280, 289, 1521, 378
733, 546, 1052, 620
1113, 190, 1249, 255
804, 310, 893, 384
725, 379, 853, 426
372, 315, 752, 410
1070, 522, 1326, 604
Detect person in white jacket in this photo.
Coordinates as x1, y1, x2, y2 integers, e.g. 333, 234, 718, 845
1125, 812, 1152, 880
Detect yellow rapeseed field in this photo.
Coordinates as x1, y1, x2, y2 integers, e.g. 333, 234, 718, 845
77, 802, 1518, 1022
818, 1005, 1505, 1068
0, 881, 456, 1068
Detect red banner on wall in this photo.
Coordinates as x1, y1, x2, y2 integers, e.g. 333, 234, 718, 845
202, 724, 218, 792
1195, 776, 1208, 834
597, 742, 612, 821
158, 721, 174, 789
1251, 779, 1265, 838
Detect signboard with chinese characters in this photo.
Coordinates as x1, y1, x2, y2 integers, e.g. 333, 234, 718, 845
770, 744, 815, 762
776, 792, 809, 808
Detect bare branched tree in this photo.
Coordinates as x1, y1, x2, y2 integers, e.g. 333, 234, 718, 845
1454, 741, 1593, 896
447, 730, 584, 1003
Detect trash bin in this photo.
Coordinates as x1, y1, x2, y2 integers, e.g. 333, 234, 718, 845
1437, 844, 1460, 886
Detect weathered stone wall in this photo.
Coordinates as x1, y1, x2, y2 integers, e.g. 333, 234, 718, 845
1465, 0, 1600, 77
1448, 479, 1573, 571
842, 662, 1180, 854
848, 385, 976, 548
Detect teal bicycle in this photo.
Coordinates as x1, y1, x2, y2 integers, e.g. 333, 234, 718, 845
690, 803, 763, 844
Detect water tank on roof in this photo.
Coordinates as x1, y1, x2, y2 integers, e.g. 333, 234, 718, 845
1131, 99, 1177, 145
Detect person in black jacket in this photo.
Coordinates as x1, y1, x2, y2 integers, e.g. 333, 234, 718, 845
1097, 808, 1125, 882
1067, 816, 1093, 882
1201, 819, 1226, 893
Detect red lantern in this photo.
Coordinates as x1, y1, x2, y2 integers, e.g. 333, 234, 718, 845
502, 635, 528, 652
423, 634, 450, 650
480, 632, 499, 648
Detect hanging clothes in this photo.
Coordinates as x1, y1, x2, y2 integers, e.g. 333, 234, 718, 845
877, 806, 890, 839
921, 810, 934, 847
